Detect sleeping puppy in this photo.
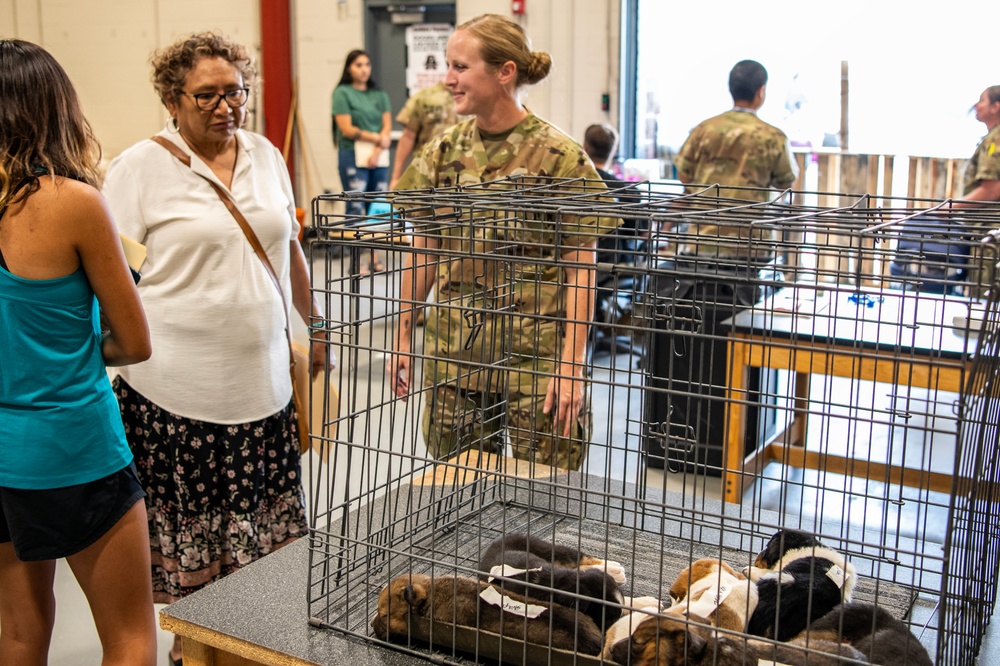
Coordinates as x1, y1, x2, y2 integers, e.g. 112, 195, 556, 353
745, 529, 857, 642
794, 601, 933, 666
607, 610, 866, 666
479, 533, 626, 632
668, 558, 758, 632
479, 532, 627, 583
601, 605, 662, 662
371, 573, 604, 655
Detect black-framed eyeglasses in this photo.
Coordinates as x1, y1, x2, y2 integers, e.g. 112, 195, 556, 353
181, 88, 250, 111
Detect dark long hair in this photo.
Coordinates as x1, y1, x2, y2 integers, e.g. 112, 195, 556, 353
338, 49, 378, 88
0, 39, 101, 207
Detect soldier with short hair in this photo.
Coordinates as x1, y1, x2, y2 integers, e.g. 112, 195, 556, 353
386, 14, 616, 470
676, 59, 796, 202
389, 81, 466, 190
672, 59, 797, 259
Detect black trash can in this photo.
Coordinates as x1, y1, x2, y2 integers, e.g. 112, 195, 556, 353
640, 261, 780, 475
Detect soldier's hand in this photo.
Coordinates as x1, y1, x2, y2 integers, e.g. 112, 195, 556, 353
543, 372, 585, 438
385, 352, 411, 399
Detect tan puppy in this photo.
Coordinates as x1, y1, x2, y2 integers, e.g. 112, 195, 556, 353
371, 573, 604, 655
668, 558, 758, 632
607, 611, 865, 666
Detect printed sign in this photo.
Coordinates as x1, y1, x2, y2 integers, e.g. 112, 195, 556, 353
405, 23, 453, 93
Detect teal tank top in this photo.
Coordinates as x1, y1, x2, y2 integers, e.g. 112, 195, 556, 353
0, 264, 132, 489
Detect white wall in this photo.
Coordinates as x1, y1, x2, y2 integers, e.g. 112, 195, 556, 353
1, 0, 620, 205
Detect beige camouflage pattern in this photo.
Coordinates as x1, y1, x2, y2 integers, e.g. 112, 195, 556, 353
395, 82, 466, 155
422, 383, 590, 469
672, 110, 797, 258
963, 124, 1000, 196
962, 125, 1000, 296
397, 113, 615, 469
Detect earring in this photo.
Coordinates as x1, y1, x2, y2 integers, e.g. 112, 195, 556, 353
167, 116, 180, 133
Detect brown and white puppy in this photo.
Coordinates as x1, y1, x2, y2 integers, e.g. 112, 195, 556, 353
607, 611, 866, 666
668, 558, 758, 632
479, 533, 627, 632
371, 573, 604, 655
745, 529, 858, 642
794, 601, 933, 666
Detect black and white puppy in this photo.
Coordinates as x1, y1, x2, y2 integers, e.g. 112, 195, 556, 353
744, 529, 857, 642
478, 533, 626, 633
606, 610, 865, 666
794, 601, 933, 666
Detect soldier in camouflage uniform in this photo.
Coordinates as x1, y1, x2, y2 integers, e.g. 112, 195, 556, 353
961, 86, 1000, 202
673, 60, 797, 259
387, 14, 616, 470
389, 82, 466, 189
952, 85, 1000, 294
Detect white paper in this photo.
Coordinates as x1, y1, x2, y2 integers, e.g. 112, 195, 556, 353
826, 564, 849, 589
487, 564, 541, 582
354, 141, 390, 169
479, 585, 548, 619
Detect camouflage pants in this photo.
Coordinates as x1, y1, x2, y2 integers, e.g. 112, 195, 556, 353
421, 381, 591, 471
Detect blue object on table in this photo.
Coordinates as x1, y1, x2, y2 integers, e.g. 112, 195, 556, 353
848, 293, 883, 308
367, 200, 393, 218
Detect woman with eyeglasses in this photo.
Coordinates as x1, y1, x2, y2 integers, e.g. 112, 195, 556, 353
102, 32, 332, 666
332, 48, 393, 274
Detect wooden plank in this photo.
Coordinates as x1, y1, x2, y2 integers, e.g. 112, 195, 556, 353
769, 444, 957, 495
411, 451, 559, 486
160, 613, 306, 666
741, 341, 966, 393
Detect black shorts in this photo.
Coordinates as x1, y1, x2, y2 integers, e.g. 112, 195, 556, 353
0, 462, 145, 561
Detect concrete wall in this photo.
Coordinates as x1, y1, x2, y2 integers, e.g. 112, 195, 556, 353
1, 0, 620, 205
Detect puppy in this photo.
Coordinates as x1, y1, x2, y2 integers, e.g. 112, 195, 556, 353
479, 532, 627, 583
745, 529, 857, 641
668, 558, 758, 632
608, 611, 866, 666
479, 533, 626, 632
601, 605, 663, 661
371, 573, 604, 655
794, 601, 933, 666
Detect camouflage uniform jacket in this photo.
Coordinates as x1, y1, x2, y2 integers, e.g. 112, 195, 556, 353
397, 113, 616, 392
672, 109, 797, 258
395, 82, 466, 155
963, 124, 1000, 196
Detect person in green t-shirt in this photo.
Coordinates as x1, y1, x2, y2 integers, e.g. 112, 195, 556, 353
331, 49, 392, 273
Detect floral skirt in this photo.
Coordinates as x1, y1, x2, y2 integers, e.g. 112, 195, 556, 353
113, 377, 308, 603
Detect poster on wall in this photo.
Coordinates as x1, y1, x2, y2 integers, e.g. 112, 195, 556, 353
405, 23, 453, 94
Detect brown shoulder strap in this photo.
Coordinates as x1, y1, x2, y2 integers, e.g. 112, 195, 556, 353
150, 135, 296, 356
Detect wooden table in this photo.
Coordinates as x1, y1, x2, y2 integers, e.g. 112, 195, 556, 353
722, 287, 979, 503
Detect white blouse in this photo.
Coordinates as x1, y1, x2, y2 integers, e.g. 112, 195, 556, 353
103, 127, 300, 423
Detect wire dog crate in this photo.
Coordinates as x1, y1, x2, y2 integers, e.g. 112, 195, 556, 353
305, 178, 1000, 665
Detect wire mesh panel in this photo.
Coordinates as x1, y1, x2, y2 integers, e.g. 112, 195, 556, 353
305, 178, 1000, 665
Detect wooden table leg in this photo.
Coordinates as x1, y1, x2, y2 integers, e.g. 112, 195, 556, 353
725, 340, 750, 503
786, 371, 811, 447
179, 638, 215, 666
